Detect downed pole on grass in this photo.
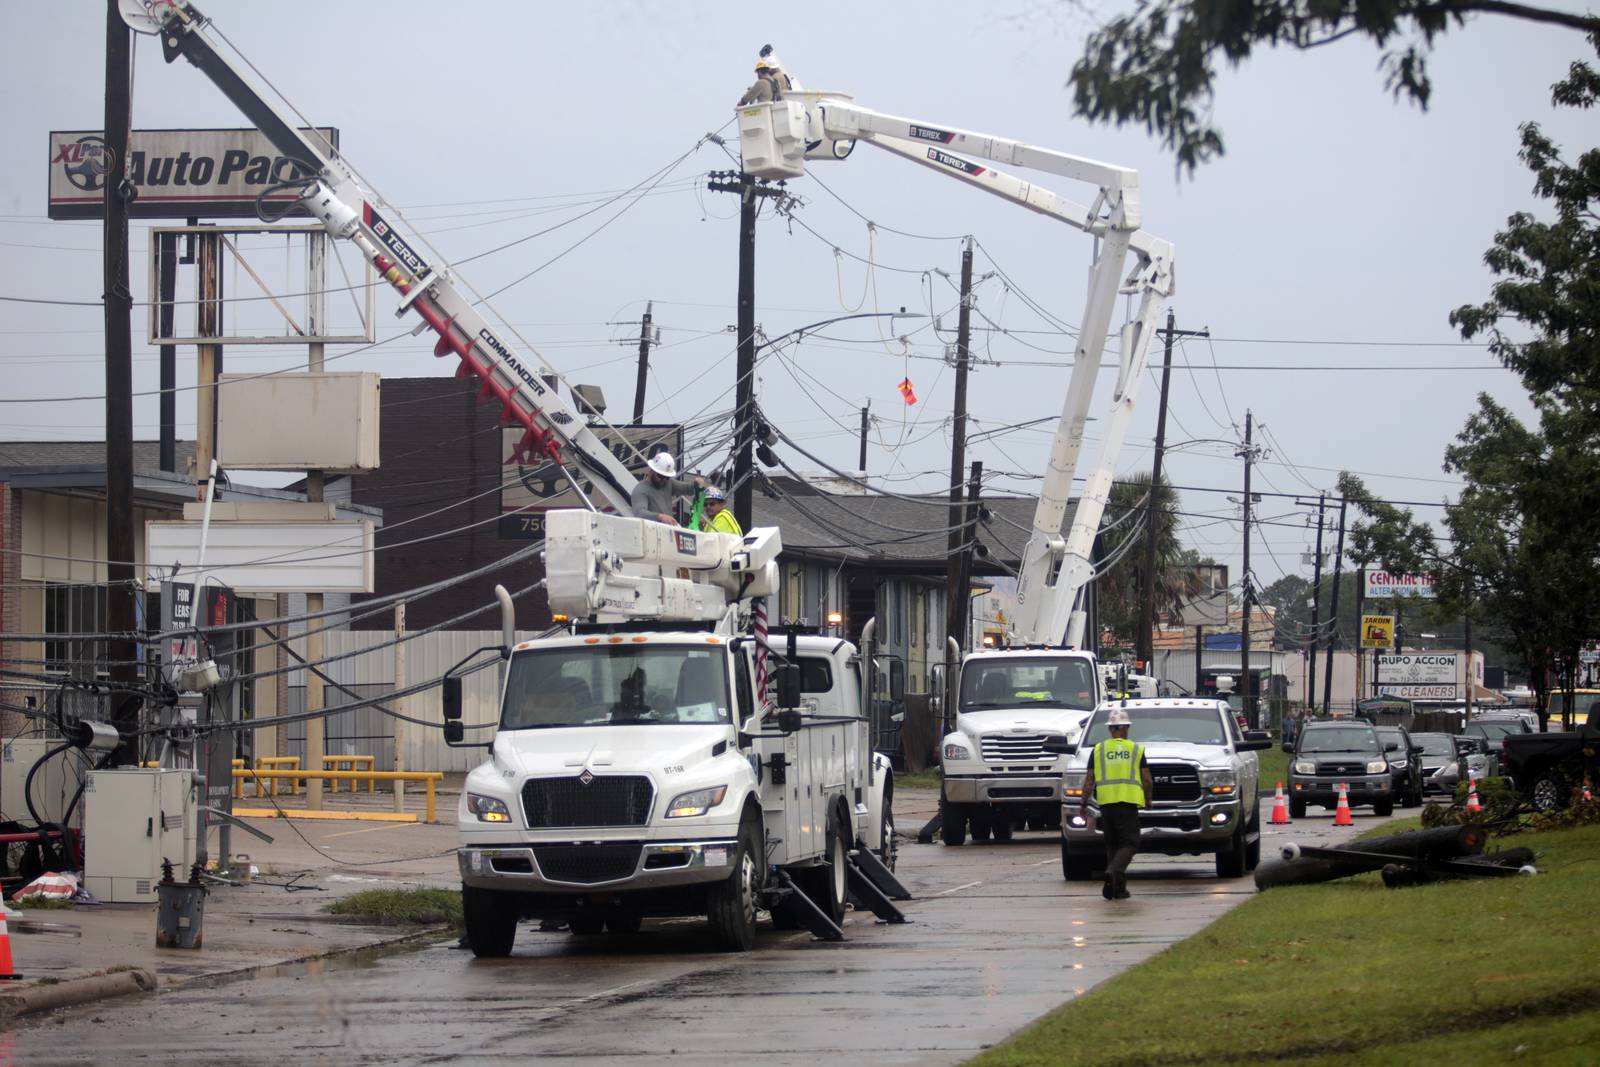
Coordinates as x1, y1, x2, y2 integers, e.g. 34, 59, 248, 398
1253, 824, 1506, 890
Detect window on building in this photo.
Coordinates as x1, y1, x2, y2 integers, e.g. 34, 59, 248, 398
44, 584, 107, 678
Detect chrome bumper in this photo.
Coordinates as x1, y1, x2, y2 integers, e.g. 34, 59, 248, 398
943, 773, 1059, 804
1061, 800, 1242, 845
458, 839, 738, 892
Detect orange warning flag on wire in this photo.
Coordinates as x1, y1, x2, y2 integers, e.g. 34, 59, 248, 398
897, 378, 917, 405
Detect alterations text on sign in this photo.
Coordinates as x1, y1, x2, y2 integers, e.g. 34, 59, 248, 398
1363, 570, 1436, 599
48, 127, 339, 220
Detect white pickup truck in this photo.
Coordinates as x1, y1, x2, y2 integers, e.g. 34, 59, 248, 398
1054, 697, 1272, 879
452, 627, 901, 955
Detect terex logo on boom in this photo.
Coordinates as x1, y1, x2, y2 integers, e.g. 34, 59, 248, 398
908, 125, 954, 144
363, 204, 429, 277
928, 149, 985, 177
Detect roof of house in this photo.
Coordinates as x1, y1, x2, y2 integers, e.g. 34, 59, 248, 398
0, 439, 197, 474
753, 475, 1075, 570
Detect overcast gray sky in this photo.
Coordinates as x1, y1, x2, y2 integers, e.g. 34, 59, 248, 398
1, 1, 1589, 590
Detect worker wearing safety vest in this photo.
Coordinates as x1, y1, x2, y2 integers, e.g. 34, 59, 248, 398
1078, 707, 1154, 900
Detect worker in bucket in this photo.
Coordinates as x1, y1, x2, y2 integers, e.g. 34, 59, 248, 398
1078, 707, 1153, 900
738, 55, 781, 105
700, 486, 743, 536
760, 44, 799, 93
630, 451, 702, 525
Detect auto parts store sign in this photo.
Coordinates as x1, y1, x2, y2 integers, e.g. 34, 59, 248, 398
1377, 653, 1458, 699
48, 128, 339, 220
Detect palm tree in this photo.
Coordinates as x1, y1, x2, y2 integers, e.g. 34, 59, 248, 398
1094, 472, 1202, 649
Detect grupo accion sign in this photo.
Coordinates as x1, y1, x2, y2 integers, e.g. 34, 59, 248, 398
48, 127, 339, 220
1362, 570, 1436, 599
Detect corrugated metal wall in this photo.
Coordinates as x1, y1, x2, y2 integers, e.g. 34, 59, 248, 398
270, 628, 535, 774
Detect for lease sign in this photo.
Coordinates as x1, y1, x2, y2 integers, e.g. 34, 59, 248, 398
1363, 570, 1436, 599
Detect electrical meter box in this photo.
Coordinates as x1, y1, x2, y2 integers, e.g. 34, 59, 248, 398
738, 99, 807, 179
83, 768, 198, 903
0, 737, 77, 824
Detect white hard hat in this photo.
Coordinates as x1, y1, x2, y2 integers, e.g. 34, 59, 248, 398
1106, 708, 1133, 727
704, 486, 726, 502
647, 452, 677, 478
763, 51, 785, 71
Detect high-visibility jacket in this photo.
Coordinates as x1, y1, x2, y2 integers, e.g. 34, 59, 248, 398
705, 508, 743, 536
1091, 737, 1146, 807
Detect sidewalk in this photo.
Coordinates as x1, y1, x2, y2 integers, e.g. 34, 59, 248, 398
4, 785, 465, 995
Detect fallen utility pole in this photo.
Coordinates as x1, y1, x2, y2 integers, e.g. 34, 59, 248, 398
1137, 310, 1207, 667
945, 237, 975, 655
1254, 824, 1489, 890
706, 171, 786, 532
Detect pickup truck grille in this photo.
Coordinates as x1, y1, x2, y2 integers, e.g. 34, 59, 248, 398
521, 775, 654, 828
980, 734, 1048, 761
531, 843, 642, 885
1316, 760, 1370, 778
1147, 762, 1201, 803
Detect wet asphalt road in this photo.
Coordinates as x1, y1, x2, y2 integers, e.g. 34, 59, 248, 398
6, 798, 1395, 1066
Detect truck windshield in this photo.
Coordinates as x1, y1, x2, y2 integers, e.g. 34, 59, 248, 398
1079, 706, 1228, 747
1298, 727, 1381, 754
960, 657, 1097, 711
501, 646, 731, 729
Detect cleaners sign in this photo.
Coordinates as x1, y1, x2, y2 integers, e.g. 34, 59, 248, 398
48, 127, 339, 220
1363, 570, 1436, 599
1377, 652, 1459, 699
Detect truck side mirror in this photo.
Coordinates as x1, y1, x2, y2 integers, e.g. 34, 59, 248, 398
1281, 739, 1294, 753
775, 663, 801, 710
442, 676, 463, 721
776, 708, 804, 735
443, 720, 464, 744
1040, 735, 1076, 755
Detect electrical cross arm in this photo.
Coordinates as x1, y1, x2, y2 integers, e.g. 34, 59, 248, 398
738, 93, 1175, 646
120, 1, 639, 513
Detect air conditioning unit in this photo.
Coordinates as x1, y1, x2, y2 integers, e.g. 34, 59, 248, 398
83, 769, 198, 904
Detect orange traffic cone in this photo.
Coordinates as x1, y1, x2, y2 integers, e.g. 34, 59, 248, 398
1269, 782, 1291, 825
1465, 776, 1482, 815
0, 905, 18, 981
1333, 782, 1354, 826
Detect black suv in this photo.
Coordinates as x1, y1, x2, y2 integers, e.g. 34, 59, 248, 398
1376, 725, 1425, 808
1288, 721, 1394, 818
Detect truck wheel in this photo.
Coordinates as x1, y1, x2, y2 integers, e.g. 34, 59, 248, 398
991, 814, 1013, 842
877, 786, 899, 872
793, 805, 850, 927
1289, 798, 1307, 820
970, 810, 993, 843
707, 812, 763, 952
1061, 838, 1096, 881
1374, 799, 1394, 817
1244, 812, 1261, 872
1215, 820, 1248, 878
940, 802, 968, 847
462, 885, 519, 958
1531, 774, 1568, 812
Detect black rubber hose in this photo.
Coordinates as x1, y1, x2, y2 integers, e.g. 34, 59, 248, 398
22, 740, 77, 828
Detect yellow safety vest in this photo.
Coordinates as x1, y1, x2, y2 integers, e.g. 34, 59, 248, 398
1092, 738, 1146, 807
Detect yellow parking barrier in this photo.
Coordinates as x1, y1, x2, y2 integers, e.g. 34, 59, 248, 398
231, 769, 444, 823
320, 754, 377, 793
254, 756, 302, 796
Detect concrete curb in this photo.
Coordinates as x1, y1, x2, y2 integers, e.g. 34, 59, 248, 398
0, 968, 157, 1022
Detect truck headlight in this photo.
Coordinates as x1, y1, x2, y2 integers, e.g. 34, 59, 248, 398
943, 742, 972, 762
466, 793, 512, 823
666, 785, 727, 818
1061, 772, 1086, 800
1199, 769, 1237, 796
1293, 760, 1316, 775
1366, 760, 1388, 774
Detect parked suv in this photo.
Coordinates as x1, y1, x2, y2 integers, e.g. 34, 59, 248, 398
1053, 699, 1272, 880
1376, 725, 1425, 808
1288, 721, 1394, 818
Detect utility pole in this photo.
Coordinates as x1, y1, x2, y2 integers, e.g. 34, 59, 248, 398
630, 301, 654, 424
1322, 497, 1347, 715
1305, 493, 1327, 710
1138, 310, 1208, 666
1237, 411, 1259, 729
157, 231, 178, 473
952, 461, 984, 649
858, 403, 870, 474
303, 233, 327, 810
103, 0, 138, 763
707, 170, 785, 532
944, 238, 975, 653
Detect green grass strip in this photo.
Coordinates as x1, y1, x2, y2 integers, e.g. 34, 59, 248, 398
325, 887, 463, 929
